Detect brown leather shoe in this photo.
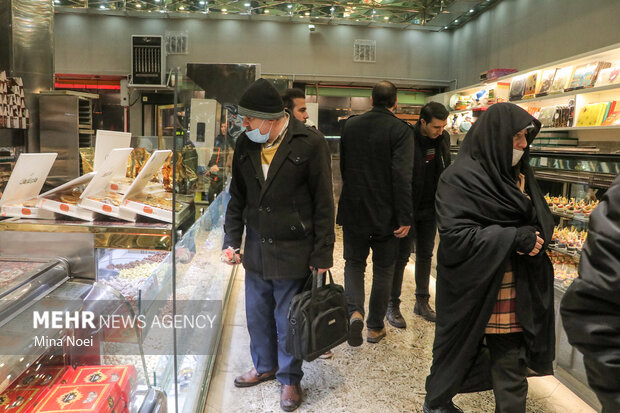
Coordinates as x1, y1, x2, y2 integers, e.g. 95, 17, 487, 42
280, 383, 302, 411
233, 367, 277, 388
348, 311, 364, 347
366, 327, 386, 343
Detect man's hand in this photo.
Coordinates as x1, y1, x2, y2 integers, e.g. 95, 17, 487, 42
309, 266, 329, 275
210, 165, 220, 173
221, 247, 241, 265
393, 225, 410, 238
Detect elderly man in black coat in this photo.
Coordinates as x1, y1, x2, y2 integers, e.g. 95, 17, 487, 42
223, 79, 335, 412
337, 80, 414, 346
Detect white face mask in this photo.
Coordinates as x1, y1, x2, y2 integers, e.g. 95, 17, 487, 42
512, 149, 524, 166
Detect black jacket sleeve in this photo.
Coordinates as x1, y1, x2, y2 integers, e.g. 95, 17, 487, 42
223, 141, 247, 250
391, 123, 414, 227
308, 135, 335, 268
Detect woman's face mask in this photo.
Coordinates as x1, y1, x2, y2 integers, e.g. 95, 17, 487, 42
512, 149, 524, 166
512, 129, 528, 166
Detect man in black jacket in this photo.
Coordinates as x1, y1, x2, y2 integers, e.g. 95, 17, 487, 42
223, 79, 335, 412
387, 102, 451, 327
338, 81, 414, 346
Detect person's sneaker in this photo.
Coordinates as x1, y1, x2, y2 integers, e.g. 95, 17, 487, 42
318, 350, 333, 359
386, 302, 407, 329
366, 327, 386, 343
422, 401, 463, 413
348, 311, 364, 347
414, 296, 437, 322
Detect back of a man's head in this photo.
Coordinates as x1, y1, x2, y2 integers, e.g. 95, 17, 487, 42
282, 88, 306, 112
419, 101, 449, 123
372, 81, 397, 109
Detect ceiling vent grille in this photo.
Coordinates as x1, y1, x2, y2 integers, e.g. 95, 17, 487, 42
353, 39, 376, 63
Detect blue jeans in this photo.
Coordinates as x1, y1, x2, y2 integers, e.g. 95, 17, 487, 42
245, 269, 306, 385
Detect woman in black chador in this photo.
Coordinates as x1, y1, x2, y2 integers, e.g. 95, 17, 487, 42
423, 103, 556, 413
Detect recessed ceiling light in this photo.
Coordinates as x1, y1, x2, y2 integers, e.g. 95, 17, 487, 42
444, 26, 448, 29
469, 9, 474, 12
454, 19, 459, 23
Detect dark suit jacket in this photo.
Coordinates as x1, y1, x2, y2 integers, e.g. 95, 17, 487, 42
337, 106, 414, 235
224, 115, 335, 279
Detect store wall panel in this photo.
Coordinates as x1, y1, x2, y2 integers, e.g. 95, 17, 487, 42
449, 0, 620, 87
54, 14, 452, 85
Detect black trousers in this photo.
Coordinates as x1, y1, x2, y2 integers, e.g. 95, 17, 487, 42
343, 228, 398, 330
486, 333, 528, 413
390, 216, 437, 305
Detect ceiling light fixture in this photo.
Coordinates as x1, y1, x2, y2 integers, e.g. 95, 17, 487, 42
264, 9, 269, 13
305, 12, 310, 16
54, 0, 60, 3
199, 1, 205, 4
384, 16, 388, 20
99, 4, 106, 8
222, 8, 227, 12
179, 6, 185, 10
444, 26, 448, 29
136, 3, 141, 7
469, 9, 474, 13
454, 19, 459, 23
287, 4, 292, 8
244, 2, 250, 6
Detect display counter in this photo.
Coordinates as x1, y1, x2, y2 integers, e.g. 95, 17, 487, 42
0, 190, 235, 412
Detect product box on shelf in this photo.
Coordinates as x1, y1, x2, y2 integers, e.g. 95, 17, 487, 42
509, 75, 526, 101
0, 388, 46, 412
0, 153, 58, 219
480, 68, 517, 82
34, 383, 123, 413
549, 66, 574, 94
11, 366, 76, 390
120, 150, 178, 223
93, 130, 132, 172
39, 173, 97, 221
601, 100, 620, 126
522, 71, 539, 99
70, 365, 137, 403
536, 68, 557, 97
594, 64, 620, 87
566, 61, 611, 90
576, 102, 610, 127
79, 148, 136, 222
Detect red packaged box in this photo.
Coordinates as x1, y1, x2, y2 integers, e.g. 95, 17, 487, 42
70, 366, 137, 403
34, 383, 122, 412
12, 366, 75, 390
0, 388, 44, 412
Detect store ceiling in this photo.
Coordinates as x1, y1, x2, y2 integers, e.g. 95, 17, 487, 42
55, 0, 502, 31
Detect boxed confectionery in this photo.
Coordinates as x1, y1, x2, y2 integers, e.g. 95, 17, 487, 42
601, 100, 620, 126
92, 130, 132, 172
79, 148, 137, 222
594, 63, 620, 87
11, 365, 76, 390
120, 150, 181, 223
522, 71, 539, 99
480, 68, 517, 82
576, 102, 610, 127
70, 365, 137, 403
0, 153, 58, 219
0, 388, 46, 412
566, 61, 611, 90
549, 66, 574, 94
508, 75, 526, 101
39, 173, 97, 221
535, 68, 557, 96
33, 383, 123, 413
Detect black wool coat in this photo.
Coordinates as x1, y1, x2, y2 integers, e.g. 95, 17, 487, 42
561, 174, 620, 413
337, 106, 414, 235
223, 116, 335, 280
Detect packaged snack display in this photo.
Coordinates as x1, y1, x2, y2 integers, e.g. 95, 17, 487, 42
0, 153, 58, 219
39, 173, 97, 221
566, 61, 611, 90
12, 366, 75, 390
549, 66, 574, 94
92, 130, 131, 173
0, 388, 45, 412
576, 102, 610, 126
536, 68, 557, 96
522, 71, 539, 99
34, 383, 122, 413
601, 100, 620, 126
594, 64, 620, 87
70, 365, 137, 403
79, 148, 136, 221
509, 75, 526, 101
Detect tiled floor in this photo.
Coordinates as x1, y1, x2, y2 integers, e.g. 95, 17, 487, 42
206, 250, 596, 413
